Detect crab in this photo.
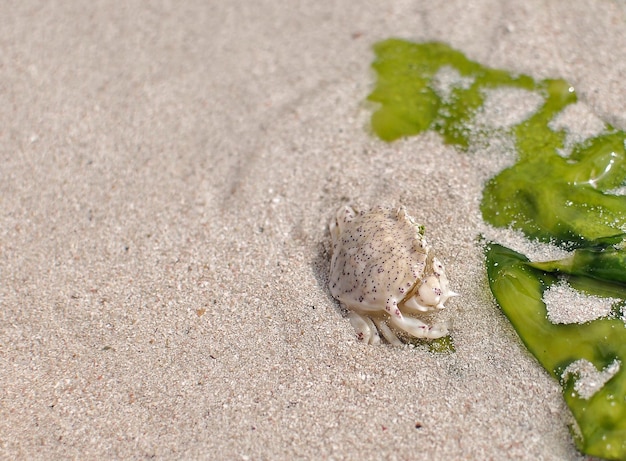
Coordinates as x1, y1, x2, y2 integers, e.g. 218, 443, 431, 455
329, 205, 457, 346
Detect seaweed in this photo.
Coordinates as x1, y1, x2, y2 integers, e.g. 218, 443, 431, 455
486, 243, 626, 459
368, 38, 626, 459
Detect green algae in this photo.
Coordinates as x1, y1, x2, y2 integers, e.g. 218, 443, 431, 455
368, 38, 626, 460
369, 40, 537, 147
403, 335, 456, 353
486, 243, 626, 460
483, 127, 626, 247
427, 334, 455, 354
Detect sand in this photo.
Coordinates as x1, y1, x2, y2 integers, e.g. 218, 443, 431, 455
1, 1, 625, 459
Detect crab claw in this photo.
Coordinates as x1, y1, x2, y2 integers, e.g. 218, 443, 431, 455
403, 258, 459, 312
389, 313, 449, 340
403, 295, 434, 312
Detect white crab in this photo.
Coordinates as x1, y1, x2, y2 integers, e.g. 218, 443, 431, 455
329, 205, 457, 346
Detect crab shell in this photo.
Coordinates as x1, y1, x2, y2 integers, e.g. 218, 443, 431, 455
329, 205, 457, 345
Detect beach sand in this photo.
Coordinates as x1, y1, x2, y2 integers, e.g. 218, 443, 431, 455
1, 1, 625, 459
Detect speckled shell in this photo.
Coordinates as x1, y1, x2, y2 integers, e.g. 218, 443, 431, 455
329, 206, 432, 315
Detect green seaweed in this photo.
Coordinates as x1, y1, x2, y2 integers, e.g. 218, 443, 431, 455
368, 39, 537, 147
482, 129, 626, 247
368, 38, 626, 459
403, 335, 456, 353
427, 334, 455, 354
486, 243, 626, 459
529, 246, 626, 287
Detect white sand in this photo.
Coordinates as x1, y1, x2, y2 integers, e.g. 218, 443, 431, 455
1, 1, 625, 459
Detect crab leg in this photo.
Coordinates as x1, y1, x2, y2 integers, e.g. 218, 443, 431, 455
389, 313, 448, 340
372, 319, 403, 346
347, 312, 381, 345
